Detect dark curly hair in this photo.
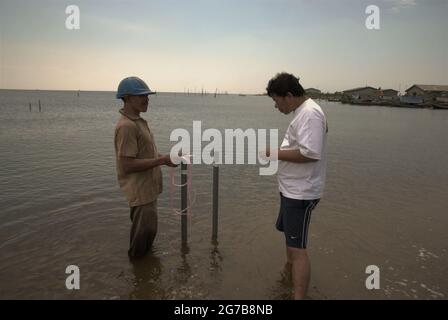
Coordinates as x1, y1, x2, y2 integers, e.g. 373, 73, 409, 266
266, 72, 305, 97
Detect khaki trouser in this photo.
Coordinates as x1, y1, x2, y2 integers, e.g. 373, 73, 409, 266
128, 200, 158, 258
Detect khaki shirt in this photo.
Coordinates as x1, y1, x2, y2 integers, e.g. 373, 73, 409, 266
114, 108, 163, 207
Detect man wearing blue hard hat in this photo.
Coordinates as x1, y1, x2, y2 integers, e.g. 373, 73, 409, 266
114, 76, 177, 258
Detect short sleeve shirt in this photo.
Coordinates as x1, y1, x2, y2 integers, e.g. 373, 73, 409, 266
114, 108, 163, 207
277, 98, 327, 200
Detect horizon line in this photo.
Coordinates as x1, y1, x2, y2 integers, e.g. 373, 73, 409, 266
0, 88, 270, 95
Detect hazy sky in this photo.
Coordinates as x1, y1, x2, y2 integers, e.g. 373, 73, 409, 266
0, 0, 447, 93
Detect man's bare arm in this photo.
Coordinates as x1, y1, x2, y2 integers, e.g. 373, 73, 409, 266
267, 149, 318, 163
120, 155, 176, 174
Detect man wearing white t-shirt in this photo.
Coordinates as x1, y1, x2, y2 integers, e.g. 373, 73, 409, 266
266, 73, 327, 300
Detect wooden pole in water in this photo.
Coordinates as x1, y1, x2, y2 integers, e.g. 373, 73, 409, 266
212, 153, 219, 241
181, 162, 188, 245
38, 100, 41, 112
29, 103, 31, 112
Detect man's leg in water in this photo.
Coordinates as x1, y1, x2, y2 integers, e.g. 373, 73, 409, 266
283, 246, 293, 281
287, 246, 311, 300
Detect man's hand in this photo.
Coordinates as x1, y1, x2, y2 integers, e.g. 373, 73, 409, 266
161, 154, 179, 167
259, 149, 278, 161
264, 150, 271, 158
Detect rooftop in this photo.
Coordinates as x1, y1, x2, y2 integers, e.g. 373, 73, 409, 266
406, 85, 448, 92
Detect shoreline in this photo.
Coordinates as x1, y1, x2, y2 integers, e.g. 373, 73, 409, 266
323, 98, 448, 110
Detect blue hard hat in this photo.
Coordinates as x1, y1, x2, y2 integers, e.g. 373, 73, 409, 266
116, 76, 155, 99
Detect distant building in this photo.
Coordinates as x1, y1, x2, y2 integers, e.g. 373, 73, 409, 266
305, 88, 322, 98
381, 89, 399, 97
342, 86, 379, 101
400, 96, 424, 105
436, 95, 448, 104
405, 84, 448, 102
305, 88, 321, 94
342, 87, 400, 101
379, 89, 399, 101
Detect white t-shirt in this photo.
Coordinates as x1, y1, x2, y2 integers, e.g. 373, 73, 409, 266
277, 98, 327, 200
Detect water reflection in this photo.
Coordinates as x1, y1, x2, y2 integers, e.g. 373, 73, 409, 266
175, 244, 192, 284
268, 269, 293, 300
128, 252, 164, 299
268, 268, 327, 300
167, 244, 202, 299
2, 90, 447, 299
209, 240, 223, 275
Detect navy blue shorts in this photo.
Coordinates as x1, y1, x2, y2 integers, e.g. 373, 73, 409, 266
276, 193, 320, 249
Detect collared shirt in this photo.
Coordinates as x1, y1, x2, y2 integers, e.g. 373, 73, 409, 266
114, 108, 162, 207
277, 98, 327, 200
